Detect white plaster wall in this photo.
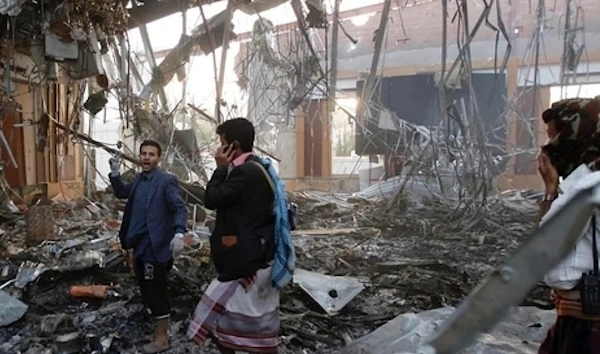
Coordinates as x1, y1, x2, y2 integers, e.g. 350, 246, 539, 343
332, 156, 377, 175
276, 129, 296, 178
518, 62, 600, 87
550, 83, 600, 102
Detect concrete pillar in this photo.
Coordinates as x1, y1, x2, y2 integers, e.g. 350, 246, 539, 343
276, 126, 297, 178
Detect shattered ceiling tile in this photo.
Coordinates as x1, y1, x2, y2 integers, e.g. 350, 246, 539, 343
44, 32, 78, 60
293, 268, 368, 315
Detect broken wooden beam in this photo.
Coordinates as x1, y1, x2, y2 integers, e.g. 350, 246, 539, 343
290, 0, 326, 79
137, 21, 170, 110
215, 0, 234, 123
328, 0, 341, 117
48, 115, 140, 165
49, 115, 140, 165
50, 114, 207, 204
138, 8, 235, 101
292, 228, 358, 236
356, 0, 392, 123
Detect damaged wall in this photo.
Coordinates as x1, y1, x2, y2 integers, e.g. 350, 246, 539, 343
244, 18, 298, 178
4, 54, 85, 200
231, 1, 600, 71
330, 0, 600, 73
229, 0, 600, 191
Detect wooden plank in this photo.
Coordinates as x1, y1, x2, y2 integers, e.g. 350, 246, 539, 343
21, 185, 45, 204
15, 82, 37, 185
36, 128, 47, 182
59, 83, 67, 156
321, 99, 332, 177
42, 85, 51, 183
72, 85, 83, 181
295, 107, 305, 178
57, 82, 76, 181
305, 99, 323, 177
355, 0, 392, 125
45, 181, 84, 200
285, 178, 342, 193
47, 84, 56, 183
1, 102, 26, 187
32, 85, 47, 183
292, 228, 357, 236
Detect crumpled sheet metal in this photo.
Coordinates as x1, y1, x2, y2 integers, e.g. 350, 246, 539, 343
14, 250, 106, 289
0, 0, 26, 16
58, 250, 106, 270
293, 269, 368, 315
342, 307, 555, 354
14, 261, 47, 289
0, 290, 28, 326
53, 233, 119, 256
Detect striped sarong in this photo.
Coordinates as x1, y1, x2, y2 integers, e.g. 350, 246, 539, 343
551, 289, 600, 321
187, 266, 280, 353
537, 289, 600, 354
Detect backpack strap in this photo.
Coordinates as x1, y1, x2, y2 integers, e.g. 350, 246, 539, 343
248, 160, 275, 194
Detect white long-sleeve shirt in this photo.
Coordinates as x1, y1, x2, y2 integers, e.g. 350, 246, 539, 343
542, 164, 600, 290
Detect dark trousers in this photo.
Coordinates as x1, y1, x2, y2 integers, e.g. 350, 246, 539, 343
134, 259, 173, 319
538, 316, 600, 354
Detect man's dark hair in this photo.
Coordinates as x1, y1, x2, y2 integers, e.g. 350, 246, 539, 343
139, 140, 162, 156
542, 108, 566, 132
216, 118, 255, 152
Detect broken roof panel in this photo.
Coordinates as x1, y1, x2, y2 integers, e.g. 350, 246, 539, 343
343, 307, 555, 354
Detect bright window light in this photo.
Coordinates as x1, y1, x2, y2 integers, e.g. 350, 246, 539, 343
350, 15, 371, 27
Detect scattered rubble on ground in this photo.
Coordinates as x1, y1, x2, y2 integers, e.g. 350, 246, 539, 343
343, 306, 555, 354
0, 182, 546, 353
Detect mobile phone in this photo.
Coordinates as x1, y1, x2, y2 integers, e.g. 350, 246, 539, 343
230, 140, 240, 150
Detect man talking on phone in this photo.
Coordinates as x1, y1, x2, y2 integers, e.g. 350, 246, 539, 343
187, 118, 288, 354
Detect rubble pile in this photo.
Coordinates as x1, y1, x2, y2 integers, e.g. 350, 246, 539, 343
0, 188, 543, 353
281, 190, 544, 351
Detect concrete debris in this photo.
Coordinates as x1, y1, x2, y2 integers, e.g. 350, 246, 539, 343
39, 313, 73, 336
0, 188, 546, 353
0, 0, 575, 351
0, 290, 28, 326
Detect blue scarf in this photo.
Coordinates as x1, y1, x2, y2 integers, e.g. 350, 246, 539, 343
257, 157, 295, 289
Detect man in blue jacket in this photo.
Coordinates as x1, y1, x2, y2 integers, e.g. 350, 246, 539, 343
109, 140, 187, 354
